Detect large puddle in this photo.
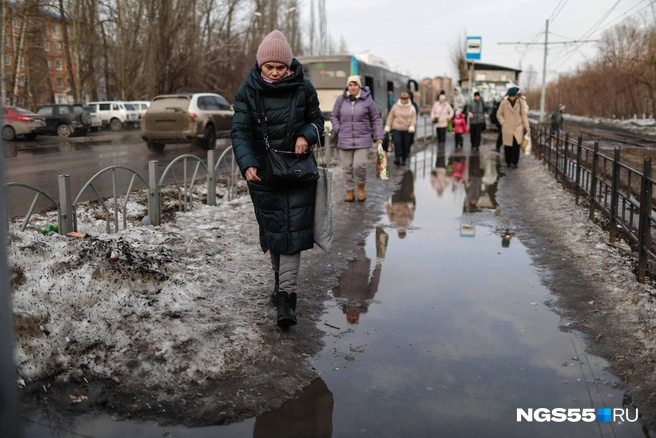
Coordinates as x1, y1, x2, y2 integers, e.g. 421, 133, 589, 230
24, 143, 655, 437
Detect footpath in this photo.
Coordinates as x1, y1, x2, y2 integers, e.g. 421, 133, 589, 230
13, 134, 656, 437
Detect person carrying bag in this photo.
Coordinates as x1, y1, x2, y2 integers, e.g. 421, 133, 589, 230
330, 75, 383, 202
231, 30, 324, 327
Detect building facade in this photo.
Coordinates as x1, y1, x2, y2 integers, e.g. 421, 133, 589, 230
4, 4, 78, 109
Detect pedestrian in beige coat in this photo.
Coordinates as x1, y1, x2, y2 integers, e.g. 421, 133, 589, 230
496, 87, 530, 168
385, 91, 417, 165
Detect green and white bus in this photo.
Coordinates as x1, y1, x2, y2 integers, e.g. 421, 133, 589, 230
298, 55, 415, 133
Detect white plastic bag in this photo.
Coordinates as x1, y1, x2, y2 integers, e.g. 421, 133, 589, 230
376, 144, 390, 180
522, 133, 532, 155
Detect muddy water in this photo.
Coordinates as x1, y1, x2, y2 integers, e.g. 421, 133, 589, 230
24, 143, 655, 437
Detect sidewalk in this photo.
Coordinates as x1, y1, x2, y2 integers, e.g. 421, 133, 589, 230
17, 133, 656, 436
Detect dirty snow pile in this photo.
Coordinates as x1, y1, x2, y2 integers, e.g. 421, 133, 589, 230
8, 194, 277, 392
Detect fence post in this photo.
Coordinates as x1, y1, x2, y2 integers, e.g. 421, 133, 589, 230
609, 147, 621, 244
148, 160, 161, 226
638, 157, 653, 283
575, 135, 582, 204
548, 130, 553, 171
58, 175, 73, 235
554, 132, 560, 179
589, 141, 600, 221
563, 133, 570, 180
207, 150, 216, 206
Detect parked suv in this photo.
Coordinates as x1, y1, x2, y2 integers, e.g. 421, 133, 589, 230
72, 104, 93, 135
84, 105, 102, 131
130, 101, 151, 119
88, 101, 140, 131
141, 93, 233, 151
35, 104, 85, 137
0, 106, 46, 140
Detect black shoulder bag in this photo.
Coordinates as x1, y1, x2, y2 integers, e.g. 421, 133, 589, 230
256, 89, 319, 182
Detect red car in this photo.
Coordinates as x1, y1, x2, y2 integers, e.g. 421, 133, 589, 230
1, 106, 47, 141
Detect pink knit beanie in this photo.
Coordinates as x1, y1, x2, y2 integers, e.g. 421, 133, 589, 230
257, 30, 293, 67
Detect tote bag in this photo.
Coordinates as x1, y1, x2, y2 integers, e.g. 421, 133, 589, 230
311, 124, 333, 253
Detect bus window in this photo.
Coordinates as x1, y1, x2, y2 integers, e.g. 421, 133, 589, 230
387, 81, 395, 111
365, 76, 374, 100
304, 61, 350, 88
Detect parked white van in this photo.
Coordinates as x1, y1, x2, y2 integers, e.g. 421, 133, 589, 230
88, 101, 140, 131
129, 101, 151, 119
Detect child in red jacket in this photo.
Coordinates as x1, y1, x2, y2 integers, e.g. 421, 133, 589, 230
453, 110, 468, 149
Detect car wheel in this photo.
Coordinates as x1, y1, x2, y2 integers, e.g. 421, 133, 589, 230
201, 125, 216, 150
110, 118, 123, 131
2, 125, 16, 141
57, 124, 72, 137
147, 142, 165, 152
24, 133, 38, 140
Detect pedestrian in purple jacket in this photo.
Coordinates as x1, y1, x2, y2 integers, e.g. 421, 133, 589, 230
330, 75, 384, 202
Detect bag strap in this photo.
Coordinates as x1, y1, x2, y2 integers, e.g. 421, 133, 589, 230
256, 90, 271, 150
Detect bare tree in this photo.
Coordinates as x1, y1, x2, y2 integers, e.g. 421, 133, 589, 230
338, 35, 348, 55
449, 30, 467, 84
308, 0, 316, 55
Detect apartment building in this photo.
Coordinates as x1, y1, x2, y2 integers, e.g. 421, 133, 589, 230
4, 4, 79, 109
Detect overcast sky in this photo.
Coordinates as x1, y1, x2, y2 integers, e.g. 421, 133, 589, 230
322, 0, 651, 84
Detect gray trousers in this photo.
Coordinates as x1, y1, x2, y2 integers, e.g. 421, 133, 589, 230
340, 148, 369, 189
270, 251, 301, 293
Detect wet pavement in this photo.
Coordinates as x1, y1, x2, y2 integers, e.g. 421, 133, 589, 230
3, 131, 231, 218
22, 138, 656, 437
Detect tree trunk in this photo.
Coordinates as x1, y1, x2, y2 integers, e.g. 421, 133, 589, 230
11, 8, 28, 106
59, 0, 77, 102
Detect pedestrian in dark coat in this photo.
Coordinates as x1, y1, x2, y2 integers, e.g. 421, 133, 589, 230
468, 91, 488, 149
330, 75, 383, 202
551, 104, 565, 132
232, 30, 324, 327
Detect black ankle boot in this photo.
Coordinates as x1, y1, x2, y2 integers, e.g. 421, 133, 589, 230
270, 272, 279, 303
276, 291, 297, 327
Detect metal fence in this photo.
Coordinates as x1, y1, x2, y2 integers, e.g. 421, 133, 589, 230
4, 147, 240, 235
531, 123, 655, 283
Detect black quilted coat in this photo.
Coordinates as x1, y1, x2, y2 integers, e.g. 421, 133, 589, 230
231, 59, 325, 255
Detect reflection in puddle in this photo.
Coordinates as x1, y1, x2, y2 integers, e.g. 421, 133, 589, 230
385, 170, 415, 236
253, 378, 333, 438
333, 247, 382, 325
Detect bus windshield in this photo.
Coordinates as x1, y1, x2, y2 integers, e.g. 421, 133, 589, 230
303, 61, 351, 89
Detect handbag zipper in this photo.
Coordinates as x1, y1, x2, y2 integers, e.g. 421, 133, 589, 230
351, 100, 355, 146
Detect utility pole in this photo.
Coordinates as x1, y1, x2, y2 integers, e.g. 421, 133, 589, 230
539, 19, 549, 123
498, 23, 597, 123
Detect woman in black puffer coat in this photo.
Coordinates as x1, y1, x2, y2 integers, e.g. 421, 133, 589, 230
232, 30, 324, 327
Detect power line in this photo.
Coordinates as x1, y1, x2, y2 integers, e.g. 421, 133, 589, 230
550, 0, 627, 71
552, 0, 653, 71
588, 0, 654, 38
550, 0, 570, 23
